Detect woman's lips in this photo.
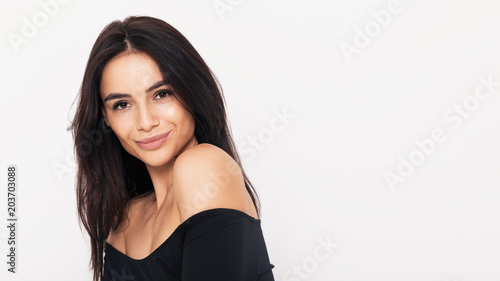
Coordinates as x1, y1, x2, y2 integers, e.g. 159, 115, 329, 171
136, 132, 170, 150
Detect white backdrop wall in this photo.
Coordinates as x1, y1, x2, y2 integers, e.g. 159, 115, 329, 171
1, 0, 499, 280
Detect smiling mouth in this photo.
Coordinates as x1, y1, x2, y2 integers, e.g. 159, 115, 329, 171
136, 132, 170, 150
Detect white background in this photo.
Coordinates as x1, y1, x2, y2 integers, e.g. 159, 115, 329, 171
1, 0, 499, 280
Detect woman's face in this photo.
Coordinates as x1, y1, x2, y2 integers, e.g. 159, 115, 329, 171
100, 52, 197, 168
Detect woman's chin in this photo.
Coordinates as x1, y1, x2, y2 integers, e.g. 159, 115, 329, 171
139, 152, 174, 168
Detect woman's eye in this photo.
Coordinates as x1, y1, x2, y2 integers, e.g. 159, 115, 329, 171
113, 102, 129, 110
155, 90, 172, 99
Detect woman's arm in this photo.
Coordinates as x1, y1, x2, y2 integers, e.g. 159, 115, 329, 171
171, 143, 274, 280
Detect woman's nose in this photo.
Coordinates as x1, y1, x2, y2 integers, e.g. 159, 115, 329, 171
136, 103, 159, 131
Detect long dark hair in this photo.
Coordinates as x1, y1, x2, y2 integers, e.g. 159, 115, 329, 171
67, 16, 260, 281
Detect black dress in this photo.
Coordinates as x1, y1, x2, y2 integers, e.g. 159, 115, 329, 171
101, 208, 275, 281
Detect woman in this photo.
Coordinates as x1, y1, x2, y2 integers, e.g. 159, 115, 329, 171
68, 16, 275, 281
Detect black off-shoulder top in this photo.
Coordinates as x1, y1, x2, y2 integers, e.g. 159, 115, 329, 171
101, 208, 275, 281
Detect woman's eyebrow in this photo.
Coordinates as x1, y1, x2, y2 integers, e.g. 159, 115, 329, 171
104, 93, 130, 102
103, 81, 168, 102
146, 80, 167, 92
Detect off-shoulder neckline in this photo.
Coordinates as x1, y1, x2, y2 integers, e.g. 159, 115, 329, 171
105, 208, 260, 262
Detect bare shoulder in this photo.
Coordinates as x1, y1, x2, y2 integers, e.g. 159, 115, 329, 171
172, 143, 257, 221
173, 143, 243, 183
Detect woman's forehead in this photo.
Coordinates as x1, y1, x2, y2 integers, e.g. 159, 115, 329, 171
101, 52, 164, 96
